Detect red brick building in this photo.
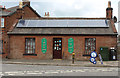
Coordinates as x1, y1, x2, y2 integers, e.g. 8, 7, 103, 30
0, 0, 40, 58
1, 1, 118, 60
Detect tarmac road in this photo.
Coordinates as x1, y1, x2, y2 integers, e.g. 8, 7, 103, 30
1, 64, 119, 76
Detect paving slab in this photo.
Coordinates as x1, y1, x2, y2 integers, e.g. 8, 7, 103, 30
1, 59, 119, 67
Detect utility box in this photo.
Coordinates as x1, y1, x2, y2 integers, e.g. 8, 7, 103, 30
109, 48, 117, 61
100, 47, 109, 61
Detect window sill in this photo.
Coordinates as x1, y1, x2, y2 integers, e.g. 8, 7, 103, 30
23, 54, 37, 56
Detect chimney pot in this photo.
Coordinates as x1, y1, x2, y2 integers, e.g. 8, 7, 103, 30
19, 1, 23, 8
108, 1, 111, 8
44, 12, 50, 17
45, 12, 47, 16
47, 12, 49, 16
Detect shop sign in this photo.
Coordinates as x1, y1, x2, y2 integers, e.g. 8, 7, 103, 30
68, 38, 74, 54
41, 38, 47, 53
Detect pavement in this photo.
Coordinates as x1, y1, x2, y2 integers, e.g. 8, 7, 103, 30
1, 59, 119, 67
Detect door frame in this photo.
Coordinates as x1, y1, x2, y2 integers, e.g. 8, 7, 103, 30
53, 38, 62, 59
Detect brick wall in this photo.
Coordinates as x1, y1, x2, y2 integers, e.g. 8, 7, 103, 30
8, 35, 117, 60
22, 6, 39, 18
1, 6, 40, 58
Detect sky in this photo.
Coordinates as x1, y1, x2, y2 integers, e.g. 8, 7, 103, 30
0, 0, 120, 31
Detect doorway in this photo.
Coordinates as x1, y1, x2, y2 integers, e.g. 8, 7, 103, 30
53, 38, 62, 59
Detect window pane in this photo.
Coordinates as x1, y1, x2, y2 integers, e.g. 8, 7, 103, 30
85, 38, 96, 55
1, 18, 4, 22
25, 38, 35, 54
1, 18, 4, 27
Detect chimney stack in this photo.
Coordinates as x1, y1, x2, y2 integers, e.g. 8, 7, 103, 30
106, 1, 113, 19
17, 1, 24, 19
44, 12, 50, 17
47, 12, 50, 16
45, 12, 47, 16
22, 0, 30, 6
0, 5, 6, 10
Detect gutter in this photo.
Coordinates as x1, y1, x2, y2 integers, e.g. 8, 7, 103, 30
7, 33, 118, 36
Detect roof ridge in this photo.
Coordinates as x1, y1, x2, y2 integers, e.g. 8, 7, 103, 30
21, 17, 106, 20
7, 4, 28, 10
7, 5, 19, 10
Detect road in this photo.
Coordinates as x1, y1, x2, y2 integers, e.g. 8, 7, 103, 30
0, 64, 119, 76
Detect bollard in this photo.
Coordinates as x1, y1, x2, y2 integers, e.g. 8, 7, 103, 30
72, 52, 75, 64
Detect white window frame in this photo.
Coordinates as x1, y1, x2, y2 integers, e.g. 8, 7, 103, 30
1, 18, 4, 27
25, 38, 35, 54
85, 38, 96, 55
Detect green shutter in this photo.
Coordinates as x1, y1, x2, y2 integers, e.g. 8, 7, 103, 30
41, 38, 47, 54
68, 38, 74, 54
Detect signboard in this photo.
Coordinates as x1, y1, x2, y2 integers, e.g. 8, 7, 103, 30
90, 51, 97, 58
41, 38, 47, 53
68, 38, 74, 54
90, 51, 97, 64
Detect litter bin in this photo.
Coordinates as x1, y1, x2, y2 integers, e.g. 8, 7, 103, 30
109, 48, 117, 61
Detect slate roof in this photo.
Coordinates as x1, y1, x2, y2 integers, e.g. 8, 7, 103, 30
0, 6, 17, 16
0, 6, 20, 16
0, 4, 40, 17
7, 18, 118, 35
16, 19, 109, 28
